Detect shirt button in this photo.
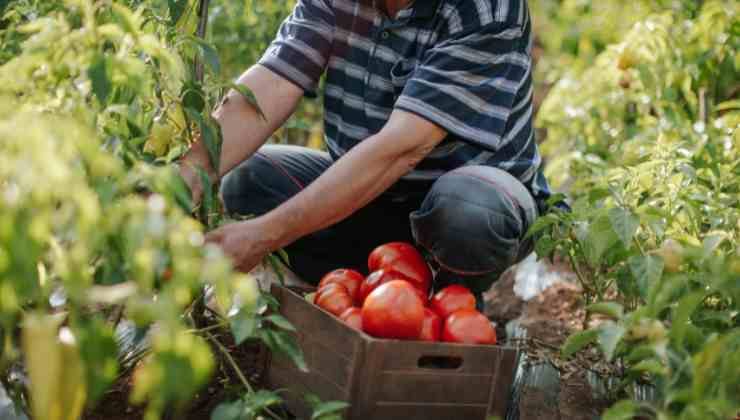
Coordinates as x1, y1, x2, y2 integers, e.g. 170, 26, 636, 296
381, 31, 390, 39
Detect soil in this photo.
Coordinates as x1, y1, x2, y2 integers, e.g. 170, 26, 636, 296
483, 260, 615, 420
84, 331, 271, 420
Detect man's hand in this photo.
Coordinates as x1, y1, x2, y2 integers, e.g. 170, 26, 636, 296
204, 218, 279, 273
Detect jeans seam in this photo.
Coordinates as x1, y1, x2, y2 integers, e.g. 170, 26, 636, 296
255, 151, 306, 190
451, 168, 524, 212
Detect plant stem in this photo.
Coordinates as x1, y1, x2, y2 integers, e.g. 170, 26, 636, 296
203, 331, 283, 420
194, 0, 211, 83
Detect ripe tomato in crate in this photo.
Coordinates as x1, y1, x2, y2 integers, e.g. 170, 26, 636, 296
266, 285, 518, 420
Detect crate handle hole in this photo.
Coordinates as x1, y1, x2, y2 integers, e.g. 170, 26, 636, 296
417, 355, 463, 370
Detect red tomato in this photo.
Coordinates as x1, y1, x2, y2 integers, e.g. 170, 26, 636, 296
430, 285, 476, 319
361, 280, 424, 340
442, 309, 497, 345
314, 283, 353, 317
357, 269, 409, 306
367, 242, 432, 294
339, 307, 363, 330
418, 308, 442, 342
318, 269, 364, 304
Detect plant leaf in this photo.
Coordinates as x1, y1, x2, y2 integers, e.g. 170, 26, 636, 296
582, 213, 621, 266
311, 401, 351, 420
562, 329, 599, 358
190, 36, 221, 74
628, 255, 664, 299
586, 302, 624, 320
264, 329, 307, 372
265, 314, 296, 332
230, 311, 257, 345
88, 54, 111, 104
226, 83, 265, 120
167, 0, 187, 26
210, 400, 242, 420
598, 322, 626, 361
608, 207, 639, 247
602, 400, 638, 420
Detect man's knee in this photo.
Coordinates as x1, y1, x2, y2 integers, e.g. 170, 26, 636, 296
410, 166, 537, 288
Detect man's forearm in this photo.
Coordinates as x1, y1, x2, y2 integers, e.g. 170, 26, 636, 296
213, 65, 304, 177
261, 110, 447, 250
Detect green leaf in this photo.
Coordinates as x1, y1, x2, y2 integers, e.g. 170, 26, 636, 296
597, 322, 626, 361
629, 359, 667, 376
524, 213, 558, 239
265, 314, 296, 332
562, 329, 599, 358
311, 401, 350, 420
195, 165, 213, 224
167, 0, 187, 26
211, 400, 242, 420
266, 253, 285, 286
88, 54, 111, 104
184, 108, 220, 171
244, 389, 282, 412
628, 255, 664, 299
74, 318, 118, 403
226, 83, 265, 120
586, 302, 624, 320
670, 291, 704, 345
608, 207, 639, 247
582, 213, 621, 266
182, 81, 205, 113
602, 400, 638, 420
263, 329, 307, 372
190, 37, 221, 75
230, 311, 257, 345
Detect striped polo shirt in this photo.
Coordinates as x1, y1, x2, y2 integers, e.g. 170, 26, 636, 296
258, 0, 551, 205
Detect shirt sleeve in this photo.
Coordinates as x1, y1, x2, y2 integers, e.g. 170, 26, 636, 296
394, 0, 532, 150
258, 0, 335, 97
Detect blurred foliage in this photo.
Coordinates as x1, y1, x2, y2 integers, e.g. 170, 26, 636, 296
0, 0, 308, 419
209, 0, 324, 149
529, 1, 739, 418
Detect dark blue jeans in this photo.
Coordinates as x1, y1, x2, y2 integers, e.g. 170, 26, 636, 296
221, 145, 539, 297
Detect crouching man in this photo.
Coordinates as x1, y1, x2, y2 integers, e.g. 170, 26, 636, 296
180, 0, 552, 301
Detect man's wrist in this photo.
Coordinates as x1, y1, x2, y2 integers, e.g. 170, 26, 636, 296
257, 211, 295, 252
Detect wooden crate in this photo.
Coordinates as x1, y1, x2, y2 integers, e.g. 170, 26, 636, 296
266, 285, 519, 420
